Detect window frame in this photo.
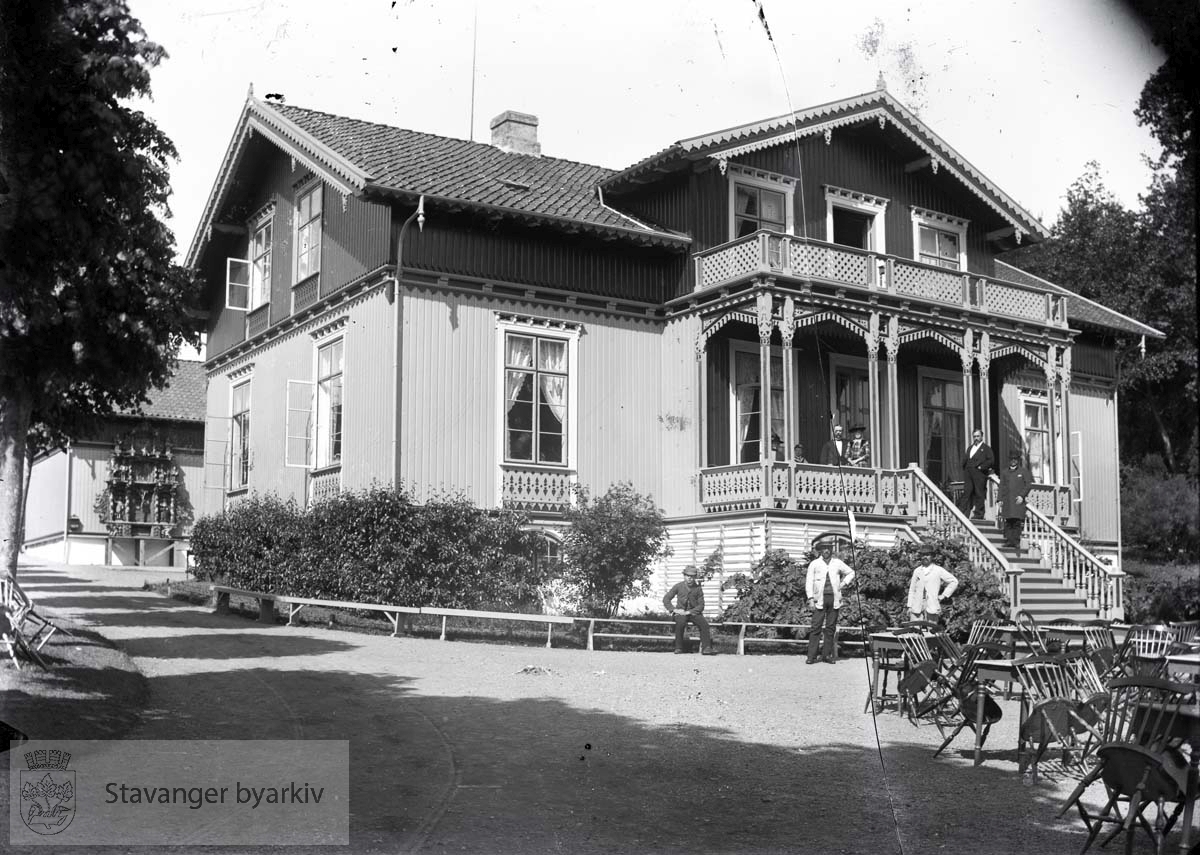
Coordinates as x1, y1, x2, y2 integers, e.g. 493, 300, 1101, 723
911, 207, 968, 271
314, 336, 344, 470
248, 212, 273, 311
727, 340, 793, 464
229, 379, 251, 492
496, 317, 579, 471
823, 185, 888, 252
293, 181, 323, 286
916, 367, 966, 485
727, 165, 795, 241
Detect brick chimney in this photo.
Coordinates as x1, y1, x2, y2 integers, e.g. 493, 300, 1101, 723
489, 110, 541, 156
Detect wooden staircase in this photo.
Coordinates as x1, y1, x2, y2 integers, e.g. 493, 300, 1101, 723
972, 520, 1101, 622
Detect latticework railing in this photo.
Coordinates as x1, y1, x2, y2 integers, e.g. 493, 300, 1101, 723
909, 465, 1016, 608
308, 467, 341, 506
500, 465, 575, 512
699, 463, 766, 511
1023, 505, 1124, 620
700, 463, 914, 515
246, 304, 270, 338
292, 277, 320, 313
691, 231, 1064, 328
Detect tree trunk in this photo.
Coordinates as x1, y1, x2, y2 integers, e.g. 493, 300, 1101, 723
0, 391, 33, 579
1148, 401, 1177, 473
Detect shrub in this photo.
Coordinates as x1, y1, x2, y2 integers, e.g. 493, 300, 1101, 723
559, 482, 671, 616
720, 536, 1009, 640
1122, 560, 1200, 623
188, 486, 547, 612
1121, 460, 1200, 560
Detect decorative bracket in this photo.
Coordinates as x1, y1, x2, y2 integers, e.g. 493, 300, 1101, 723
755, 291, 774, 344
780, 295, 796, 347
823, 128, 832, 145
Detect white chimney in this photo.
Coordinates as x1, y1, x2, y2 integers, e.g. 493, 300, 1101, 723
489, 110, 541, 156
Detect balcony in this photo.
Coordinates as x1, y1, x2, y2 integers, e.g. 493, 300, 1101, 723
500, 464, 576, 513
692, 232, 1065, 328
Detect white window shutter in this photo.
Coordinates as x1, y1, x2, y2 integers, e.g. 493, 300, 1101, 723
285, 380, 316, 469
226, 258, 251, 310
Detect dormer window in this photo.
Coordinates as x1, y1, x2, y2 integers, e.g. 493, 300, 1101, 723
727, 165, 795, 240
824, 186, 888, 252
249, 216, 272, 309
911, 207, 968, 271
295, 182, 322, 283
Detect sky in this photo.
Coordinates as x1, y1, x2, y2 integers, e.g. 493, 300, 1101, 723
128, 0, 1165, 264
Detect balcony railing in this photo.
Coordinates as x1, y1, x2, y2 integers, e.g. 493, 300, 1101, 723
700, 462, 915, 516
500, 464, 576, 512
692, 231, 1065, 328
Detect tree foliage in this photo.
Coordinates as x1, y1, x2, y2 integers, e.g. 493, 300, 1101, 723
559, 482, 671, 617
0, 1, 200, 575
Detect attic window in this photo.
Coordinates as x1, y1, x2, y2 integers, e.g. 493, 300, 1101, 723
497, 178, 532, 191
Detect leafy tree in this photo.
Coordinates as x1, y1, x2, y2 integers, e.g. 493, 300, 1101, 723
0, 0, 200, 577
1120, 459, 1200, 559
559, 482, 671, 616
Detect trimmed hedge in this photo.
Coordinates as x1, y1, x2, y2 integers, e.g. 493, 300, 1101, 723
189, 487, 549, 612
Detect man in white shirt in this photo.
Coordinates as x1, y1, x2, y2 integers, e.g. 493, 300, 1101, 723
906, 544, 959, 622
805, 540, 855, 664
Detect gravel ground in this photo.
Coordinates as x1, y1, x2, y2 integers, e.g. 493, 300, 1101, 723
2, 560, 1193, 854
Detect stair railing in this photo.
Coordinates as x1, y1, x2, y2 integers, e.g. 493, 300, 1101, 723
908, 465, 1020, 614
1024, 504, 1125, 621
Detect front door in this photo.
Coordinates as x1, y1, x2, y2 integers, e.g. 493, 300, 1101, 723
921, 375, 965, 487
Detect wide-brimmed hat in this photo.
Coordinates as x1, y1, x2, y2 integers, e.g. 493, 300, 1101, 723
917, 543, 935, 556
682, 565, 700, 577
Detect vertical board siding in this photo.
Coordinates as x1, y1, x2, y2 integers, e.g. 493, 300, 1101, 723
25, 452, 67, 541
1072, 341, 1117, 380
405, 220, 683, 305
398, 288, 666, 508
320, 194, 390, 298
1069, 384, 1120, 541
339, 288, 396, 490
658, 315, 701, 516
70, 444, 111, 533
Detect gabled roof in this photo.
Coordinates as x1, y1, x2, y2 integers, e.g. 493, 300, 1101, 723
116, 361, 207, 423
185, 97, 689, 268
601, 88, 1050, 244
994, 260, 1164, 339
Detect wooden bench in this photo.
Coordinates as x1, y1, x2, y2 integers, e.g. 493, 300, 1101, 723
581, 617, 721, 651
421, 607, 576, 648
271, 595, 420, 637
211, 586, 279, 624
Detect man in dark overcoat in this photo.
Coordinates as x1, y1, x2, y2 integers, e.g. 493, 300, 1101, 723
961, 428, 995, 520
998, 451, 1033, 550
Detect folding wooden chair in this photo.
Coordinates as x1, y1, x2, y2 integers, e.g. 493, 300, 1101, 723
1014, 655, 1102, 781
1111, 624, 1177, 678
894, 631, 952, 725
1058, 676, 1196, 855
1, 577, 64, 652
1, 608, 47, 670
932, 642, 1008, 758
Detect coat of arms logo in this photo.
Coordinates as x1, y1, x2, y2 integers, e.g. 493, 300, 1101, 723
19, 748, 75, 834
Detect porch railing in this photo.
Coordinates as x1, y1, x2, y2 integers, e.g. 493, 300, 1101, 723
1023, 504, 1125, 621
909, 465, 1018, 611
692, 231, 1066, 328
983, 479, 1075, 529
500, 464, 575, 512
700, 462, 914, 515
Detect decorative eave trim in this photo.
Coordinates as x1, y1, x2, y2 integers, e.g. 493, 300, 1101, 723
825, 185, 890, 210
310, 316, 349, 341
185, 96, 373, 270
898, 328, 962, 353
991, 343, 1047, 367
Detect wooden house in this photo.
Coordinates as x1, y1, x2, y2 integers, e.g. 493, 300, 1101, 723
22, 360, 206, 567
189, 88, 1161, 619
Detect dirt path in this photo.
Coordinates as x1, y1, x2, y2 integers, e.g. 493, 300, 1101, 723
4, 561, 1181, 854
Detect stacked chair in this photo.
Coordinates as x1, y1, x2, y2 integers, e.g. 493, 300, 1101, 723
1058, 676, 1197, 854
1110, 624, 1179, 678
1, 576, 60, 669
932, 641, 1009, 758
1013, 654, 1105, 781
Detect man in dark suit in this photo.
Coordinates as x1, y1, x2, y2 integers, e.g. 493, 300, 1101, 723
960, 429, 994, 519
820, 425, 848, 466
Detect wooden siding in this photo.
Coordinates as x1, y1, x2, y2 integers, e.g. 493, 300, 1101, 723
204, 285, 394, 512
69, 444, 111, 533
25, 451, 67, 542
319, 193, 390, 300
658, 314, 701, 516
1068, 383, 1121, 542
402, 219, 684, 304
1072, 340, 1117, 380
398, 286, 665, 508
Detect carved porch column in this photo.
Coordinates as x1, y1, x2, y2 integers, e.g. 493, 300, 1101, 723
1060, 345, 1075, 524
960, 328, 975, 442
866, 312, 882, 469
695, 326, 709, 474
884, 316, 900, 468
756, 289, 775, 508
780, 296, 797, 509
977, 332, 992, 444
1044, 344, 1059, 486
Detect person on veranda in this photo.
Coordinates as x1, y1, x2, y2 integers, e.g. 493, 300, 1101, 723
998, 450, 1033, 552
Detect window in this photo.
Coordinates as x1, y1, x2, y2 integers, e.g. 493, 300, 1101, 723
504, 333, 568, 465
824, 186, 888, 252
249, 217, 272, 309
911, 208, 967, 271
316, 338, 343, 467
230, 381, 251, 490
295, 183, 322, 283
1023, 399, 1051, 483
728, 166, 794, 240
920, 374, 964, 486
733, 350, 783, 463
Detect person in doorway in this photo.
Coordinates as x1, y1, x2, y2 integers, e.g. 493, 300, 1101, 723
906, 544, 959, 622
793, 443, 808, 464
961, 429, 995, 520
805, 541, 855, 663
846, 425, 871, 467
820, 425, 848, 466
662, 565, 715, 655
998, 451, 1033, 551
